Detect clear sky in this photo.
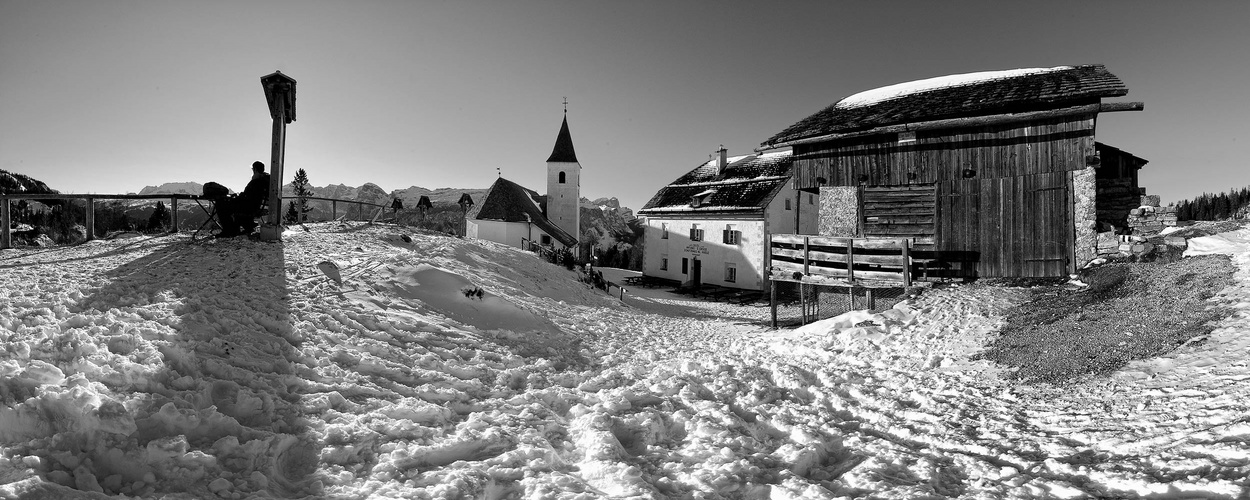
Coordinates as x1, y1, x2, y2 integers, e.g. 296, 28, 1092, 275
2, 0, 1247, 211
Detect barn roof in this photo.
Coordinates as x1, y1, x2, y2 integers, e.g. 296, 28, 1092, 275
468, 177, 578, 247
762, 64, 1128, 148
638, 150, 794, 215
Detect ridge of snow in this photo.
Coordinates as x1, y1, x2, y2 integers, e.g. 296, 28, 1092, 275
836, 66, 1074, 109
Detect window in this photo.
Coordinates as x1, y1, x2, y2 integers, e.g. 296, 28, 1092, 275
541, 235, 551, 245
681, 257, 689, 274
785, 198, 792, 210
690, 224, 704, 241
558, 171, 566, 184
809, 193, 814, 205
660, 256, 669, 271
722, 224, 739, 245
725, 263, 737, 283
661, 223, 669, 239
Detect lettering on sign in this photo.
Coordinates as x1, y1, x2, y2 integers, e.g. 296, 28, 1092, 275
684, 244, 710, 255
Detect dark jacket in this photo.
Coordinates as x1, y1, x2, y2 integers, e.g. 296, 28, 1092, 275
240, 173, 270, 206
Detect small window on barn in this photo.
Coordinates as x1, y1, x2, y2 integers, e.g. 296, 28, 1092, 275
558, 171, 566, 184
809, 193, 814, 205
660, 255, 669, 271
541, 235, 551, 245
785, 198, 792, 211
661, 223, 669, 239
725, 263, 737, 283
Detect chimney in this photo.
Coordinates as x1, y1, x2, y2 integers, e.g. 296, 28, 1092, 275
717, 146, 728, 175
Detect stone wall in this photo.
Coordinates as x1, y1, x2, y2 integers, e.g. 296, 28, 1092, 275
1071, 168, 1099, 267
819, 187, 859, 237
1126, 194, 1178, 234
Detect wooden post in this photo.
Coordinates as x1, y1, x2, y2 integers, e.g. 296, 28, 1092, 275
845, 238, 855, 282
85, 197, 95, 241
171, 198, 179, 232
770, 280, 777, 329
332, 200, 337, 220
1, 196, 10, 249
802, 236, 810, 276
867, 288, 875, 310
799, 283, 806, 325
900, 238, 911, 286
260, 71, 296, 242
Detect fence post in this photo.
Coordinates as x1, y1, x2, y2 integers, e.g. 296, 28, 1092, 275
900, 238, 911, 287
332, 200, 337, 220
85, 197, 95, 241
1, 196, 10, 249
802, 236, 810, 276
845, 238, 855, 282
770, 280, 777, 329
171, 198, 179, 232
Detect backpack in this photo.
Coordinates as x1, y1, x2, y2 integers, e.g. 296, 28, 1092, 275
203, 182, 229, 199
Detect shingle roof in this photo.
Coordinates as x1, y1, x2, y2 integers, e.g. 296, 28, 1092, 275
546, 115, 579, 163
638, 151, 794, 215
468, 177, 578, 247
762, 64, 1128, 148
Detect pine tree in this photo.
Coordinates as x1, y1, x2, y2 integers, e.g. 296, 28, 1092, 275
284, 201, 300, 224
291, 168, 315, 222
146, 201, 169, 232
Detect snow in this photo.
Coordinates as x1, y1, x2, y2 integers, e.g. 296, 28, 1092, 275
2, 222, 1250, 498
836, 66, 1074, 109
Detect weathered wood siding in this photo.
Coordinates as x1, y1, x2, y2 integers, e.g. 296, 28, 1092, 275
792, 114, 1097, 189
793, 114, 1095, 278
1094, 143, 1146, 228
861, 185, 935, 245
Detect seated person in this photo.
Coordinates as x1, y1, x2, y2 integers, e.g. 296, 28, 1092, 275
211, 161, 270, 237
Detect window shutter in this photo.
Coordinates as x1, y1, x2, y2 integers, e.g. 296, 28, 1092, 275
722, 229, 730, 244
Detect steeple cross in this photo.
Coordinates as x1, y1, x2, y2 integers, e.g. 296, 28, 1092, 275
563, 97, 568, 113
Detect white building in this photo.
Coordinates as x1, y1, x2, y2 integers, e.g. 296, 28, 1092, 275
465, 113, 582, 252
637, 148, 818, 291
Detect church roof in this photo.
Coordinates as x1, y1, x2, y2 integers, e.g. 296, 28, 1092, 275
468, 177, 578, 247
546, 115, 579, 163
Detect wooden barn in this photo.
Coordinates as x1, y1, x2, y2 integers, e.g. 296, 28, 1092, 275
758, 65, 1146, 278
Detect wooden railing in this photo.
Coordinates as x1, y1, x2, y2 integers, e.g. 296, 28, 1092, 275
0, 193, 392, 249
768, 234, 912, 287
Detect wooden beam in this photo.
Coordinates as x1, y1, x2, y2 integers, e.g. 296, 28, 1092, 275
1, 196, 10, 249
85, 197, 95, 241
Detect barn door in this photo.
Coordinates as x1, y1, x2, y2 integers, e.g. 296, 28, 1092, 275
939, 173, 1072, 277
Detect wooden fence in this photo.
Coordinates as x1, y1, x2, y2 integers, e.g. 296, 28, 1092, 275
0, 193, 390, 249
768, 234, 912, 287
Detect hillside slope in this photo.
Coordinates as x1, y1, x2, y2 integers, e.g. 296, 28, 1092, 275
2, 223, 1249, 498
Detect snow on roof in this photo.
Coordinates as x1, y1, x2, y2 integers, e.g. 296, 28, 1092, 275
837, 66, 1074, 109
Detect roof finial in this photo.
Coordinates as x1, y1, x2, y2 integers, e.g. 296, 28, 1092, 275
563, 96, 568, 114
497, 167, 501, 178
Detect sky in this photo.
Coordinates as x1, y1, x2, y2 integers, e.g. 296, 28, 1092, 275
3, 222, 1250, 497
1, 0, 1248, 211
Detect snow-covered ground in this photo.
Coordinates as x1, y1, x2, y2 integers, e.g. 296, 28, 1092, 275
1, 222, 1248, 499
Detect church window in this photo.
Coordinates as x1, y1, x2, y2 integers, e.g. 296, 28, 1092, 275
559, 171, 566, 184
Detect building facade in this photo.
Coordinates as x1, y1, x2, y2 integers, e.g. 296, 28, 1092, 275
638, 149, 818, 291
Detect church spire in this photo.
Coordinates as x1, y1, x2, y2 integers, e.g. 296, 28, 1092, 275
546, 108, 578, 163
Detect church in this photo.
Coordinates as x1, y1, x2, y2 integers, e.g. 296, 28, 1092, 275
464, 112, 582, 253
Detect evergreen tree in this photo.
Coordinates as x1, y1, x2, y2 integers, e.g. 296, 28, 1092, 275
146, 201, 170, 232
284, 201, 299, 224
291, 168, 315, 222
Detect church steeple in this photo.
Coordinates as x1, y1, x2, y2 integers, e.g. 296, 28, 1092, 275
546, 114, 578, 163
